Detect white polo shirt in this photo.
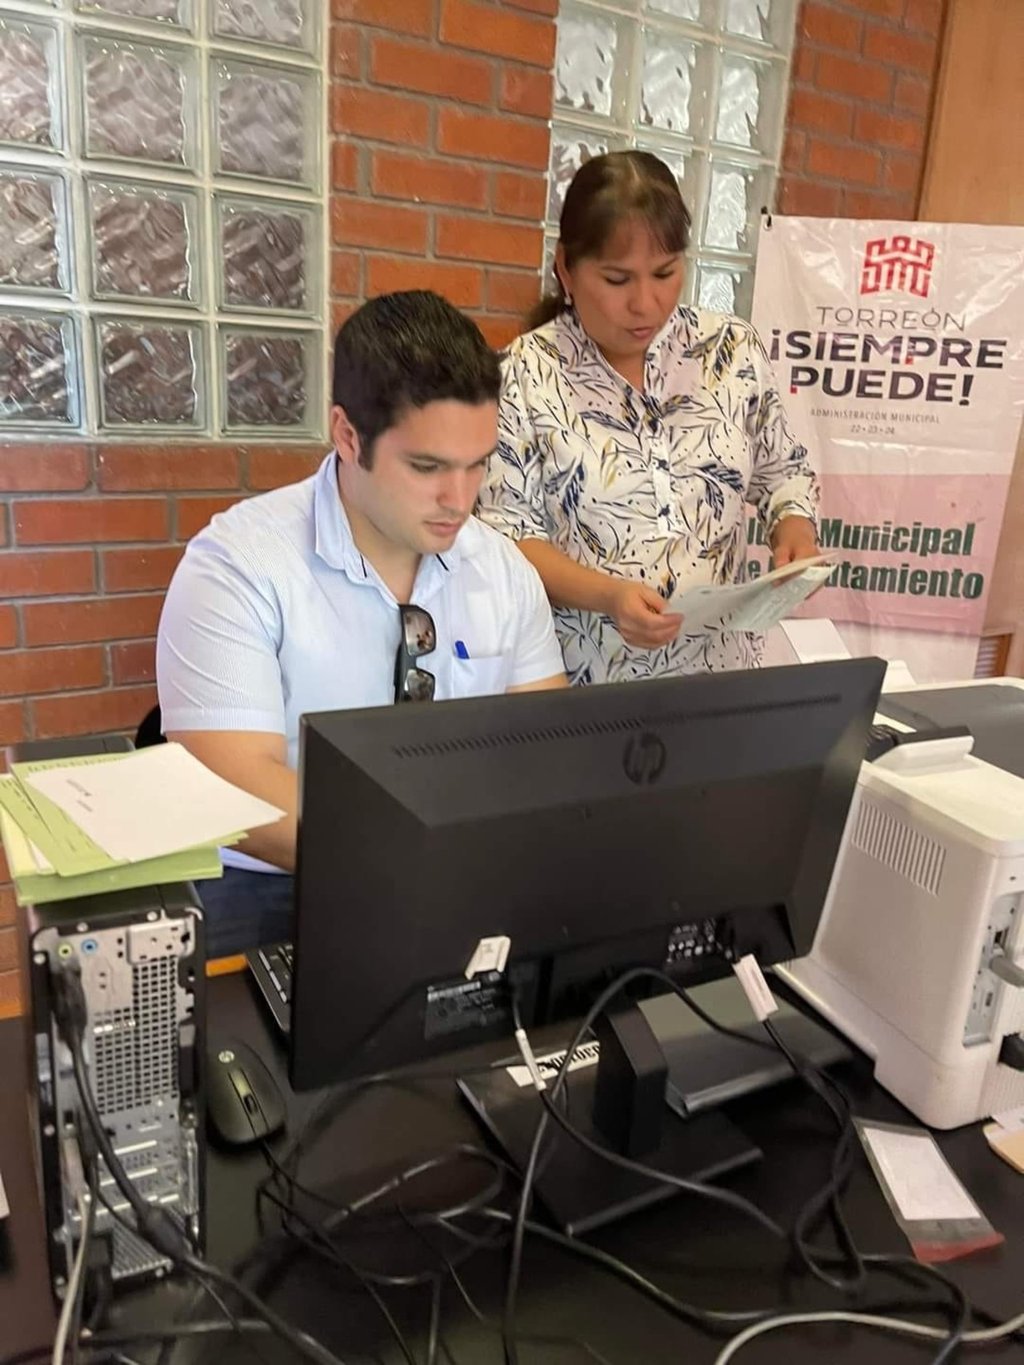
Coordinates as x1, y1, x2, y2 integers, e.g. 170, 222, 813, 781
157, 453, 564, 861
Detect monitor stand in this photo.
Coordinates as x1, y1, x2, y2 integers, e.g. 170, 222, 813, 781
457, 977, 852, 1236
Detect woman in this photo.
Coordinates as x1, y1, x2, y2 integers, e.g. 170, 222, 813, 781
476, 150, 820, 686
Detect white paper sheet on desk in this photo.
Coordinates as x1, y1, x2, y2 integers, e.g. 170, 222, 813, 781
780, 618, 851, 663
881, 659, 917, 692
860, 1126, 981, 1223
23, 743, 285, 865
667, 556, 833, 633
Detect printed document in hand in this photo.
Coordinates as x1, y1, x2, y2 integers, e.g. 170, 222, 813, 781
667, 555, 834, 633
22, 743, 285, 865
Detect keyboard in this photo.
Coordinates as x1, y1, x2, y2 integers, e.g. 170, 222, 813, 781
246, 941, 294, 1034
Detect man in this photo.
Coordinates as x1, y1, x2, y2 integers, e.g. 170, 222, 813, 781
157, 292, 566, 955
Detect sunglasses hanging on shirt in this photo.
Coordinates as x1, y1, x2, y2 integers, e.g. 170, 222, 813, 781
394, 604, 436, 703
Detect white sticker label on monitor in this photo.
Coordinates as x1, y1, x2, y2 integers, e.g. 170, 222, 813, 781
506, 1040, 601, 1088
465, 935, 511, 980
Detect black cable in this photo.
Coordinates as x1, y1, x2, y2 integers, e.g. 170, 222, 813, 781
256, 1149, 512, 1302
438, 1236, 619, 1364
257, 984, 753, 1363
644, 970, 868, 1292
168, 960, 993, 1365
258, 1133, 592, 1365
536, 1087, 787, 1237
0, 1319, 309, 1365
265, 961, 993, 1365
480, 1202, 992, 1358
912, 1265, 970, 1365
758, 1017, 865, 1293
425, 1276, 443, 1365
32, 960, 988, 1365
263, 1140, 514, 1234
50, 961, 353, 1365
262, 1177, 431, 1294
95, 1166, 263, 1365
651, 973, 914, 1301
257, 1181, 419, 1364
481, 1206, 768, 1333
500, 966, 989, 1358
255, 1034, 613, 1365
194, 1270, 246, 1335
499, 965, 795, 1365
760, 1015, 981, 1364
84, 1258, 113, 1336
271, 1055, 519, 1199
654, 974, 778, 1055
500, 1103, 548, 1365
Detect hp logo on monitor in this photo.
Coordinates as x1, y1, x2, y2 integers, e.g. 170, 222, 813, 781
623, 732, 667, 784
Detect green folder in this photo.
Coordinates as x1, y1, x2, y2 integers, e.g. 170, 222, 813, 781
0, 753, 239, 905
0, 800, 224, 906
1, 757, 126, 876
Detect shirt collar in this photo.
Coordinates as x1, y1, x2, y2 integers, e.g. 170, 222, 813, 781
312, 450, 483, 582
313, 452, 366, 577
555, 305, 688, 389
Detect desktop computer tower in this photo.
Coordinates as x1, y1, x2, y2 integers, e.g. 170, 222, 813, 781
20, 883, 206, 1301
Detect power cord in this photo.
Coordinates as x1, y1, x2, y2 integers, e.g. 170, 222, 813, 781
764, 1015, 977, 1365
669, 972, 987, 1357
712, 1305, 1024, 1365
500, 964, 1015, 1365
0, 1318, 308, 1365
500, 966, 801, 1365
51, 1185, 93, 1365
43, 951, 1015, 1365
259, 1120, 629, 1365
652, 967, 979, 1337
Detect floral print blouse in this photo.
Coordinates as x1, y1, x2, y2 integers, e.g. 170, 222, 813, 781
477, 305, 820, 686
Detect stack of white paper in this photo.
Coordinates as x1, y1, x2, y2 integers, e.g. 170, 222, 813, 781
23, 743, 285, 865
780, 618, 851, 663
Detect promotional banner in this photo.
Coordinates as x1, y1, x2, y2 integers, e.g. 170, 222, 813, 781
751, 218, 1024, 641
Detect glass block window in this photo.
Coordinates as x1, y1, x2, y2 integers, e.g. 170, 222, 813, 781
548, 0, 797, 319
0, 0, 325, 436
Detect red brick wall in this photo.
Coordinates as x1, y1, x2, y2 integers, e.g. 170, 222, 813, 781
0, 442, 328, 1015
329, 0, 555, 346
779, 0, 946, 219
0, 0, 557, 1014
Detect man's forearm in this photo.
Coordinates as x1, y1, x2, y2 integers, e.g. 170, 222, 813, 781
234, 757, 298, 871
516, 538, 616, 613
167, 730, 299, 872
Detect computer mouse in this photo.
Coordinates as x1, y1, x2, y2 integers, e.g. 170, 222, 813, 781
206, 1038, 286, 1147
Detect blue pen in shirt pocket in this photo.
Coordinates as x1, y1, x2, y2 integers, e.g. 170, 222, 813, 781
454, 640, 470, 660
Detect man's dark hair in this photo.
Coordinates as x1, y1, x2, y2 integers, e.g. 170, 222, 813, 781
331, 291, 501, 468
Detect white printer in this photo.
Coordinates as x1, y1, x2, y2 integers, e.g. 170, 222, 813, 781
779, 677, 1024, 1130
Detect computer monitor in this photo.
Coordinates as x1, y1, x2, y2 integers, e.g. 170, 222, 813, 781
289, 658, 884, 1096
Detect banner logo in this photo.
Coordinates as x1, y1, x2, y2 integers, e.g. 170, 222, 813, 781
860, 235, 935, 298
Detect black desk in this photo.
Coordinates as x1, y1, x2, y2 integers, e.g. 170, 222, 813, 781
2, 972, 1022, 1364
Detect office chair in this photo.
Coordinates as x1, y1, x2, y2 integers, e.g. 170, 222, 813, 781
135, 704, 165, 750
